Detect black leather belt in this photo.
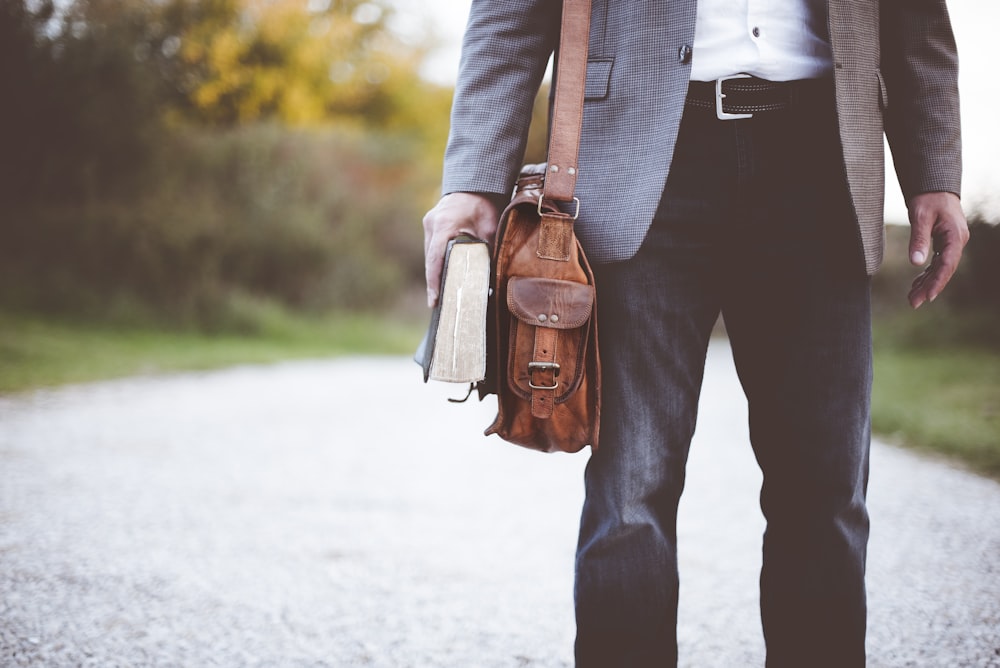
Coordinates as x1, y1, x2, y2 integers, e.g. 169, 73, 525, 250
686, 74, 830, 120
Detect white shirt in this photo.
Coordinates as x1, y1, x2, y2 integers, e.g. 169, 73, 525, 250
690, 0, 834, 82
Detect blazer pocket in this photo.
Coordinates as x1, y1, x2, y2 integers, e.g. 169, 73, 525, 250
876, 69, 888, 111
585, 59, 614, 101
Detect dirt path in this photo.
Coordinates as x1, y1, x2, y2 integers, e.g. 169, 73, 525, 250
1, 340, 998, 666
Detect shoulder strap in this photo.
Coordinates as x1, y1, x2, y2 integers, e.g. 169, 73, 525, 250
543, 0, 592, 204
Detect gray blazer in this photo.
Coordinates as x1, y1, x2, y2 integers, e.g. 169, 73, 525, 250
441, 0, 962, 274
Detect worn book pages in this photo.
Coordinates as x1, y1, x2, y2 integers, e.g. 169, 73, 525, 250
415, 236, 490, 384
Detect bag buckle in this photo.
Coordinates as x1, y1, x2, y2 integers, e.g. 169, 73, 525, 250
538, 194, 581, 220
528, 361, 560, 390
716, 73, 753, 120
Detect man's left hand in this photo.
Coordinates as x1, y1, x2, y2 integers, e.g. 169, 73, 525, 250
906, 191, 969, 309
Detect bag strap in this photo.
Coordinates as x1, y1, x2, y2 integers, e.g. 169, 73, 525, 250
543, 0, 592, 205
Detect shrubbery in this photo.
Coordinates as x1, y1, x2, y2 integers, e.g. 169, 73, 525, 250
0, 126, 435, 329
873, 218, 1000, 350
0, 0, 450, 331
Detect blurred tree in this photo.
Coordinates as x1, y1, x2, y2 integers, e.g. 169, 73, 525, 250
0, 0, 453, 201
0, 0, 59, 200
948, 217, 1000, 313
0, 0, 162, 201
0, 0, 453, 323
148, 0, 447, 131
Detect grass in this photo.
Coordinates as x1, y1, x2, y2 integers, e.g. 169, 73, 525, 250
0, 309, 425, 394
872, 343, 1000, 480
3, 308, 997, 480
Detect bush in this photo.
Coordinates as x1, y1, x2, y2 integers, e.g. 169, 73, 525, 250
0, 0, 451, 331
0, 126, 434, 330
872, 218, 1000, 350
946, 213, 1000, 313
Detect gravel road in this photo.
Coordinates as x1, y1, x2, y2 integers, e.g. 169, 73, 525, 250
1, 340, 998, 667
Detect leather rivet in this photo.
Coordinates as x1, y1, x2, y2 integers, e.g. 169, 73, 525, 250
550, 314, 560, 323
568, 167, 576, 175
538, 314, 548, 322
550, 165, 559, 173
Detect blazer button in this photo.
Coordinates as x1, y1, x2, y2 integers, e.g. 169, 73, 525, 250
678, 44, 692, 64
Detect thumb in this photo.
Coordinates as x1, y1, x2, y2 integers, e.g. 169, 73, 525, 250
908, 214, 932, 266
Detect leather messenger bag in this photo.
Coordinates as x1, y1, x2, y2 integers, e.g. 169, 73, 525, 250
484, 0, 600, 453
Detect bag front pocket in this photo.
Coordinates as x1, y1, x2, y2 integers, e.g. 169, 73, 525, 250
505, 276, 594, 404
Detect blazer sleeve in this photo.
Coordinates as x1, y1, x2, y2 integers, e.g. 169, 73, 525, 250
880, 0, 962, 202
440, 0, 562, 199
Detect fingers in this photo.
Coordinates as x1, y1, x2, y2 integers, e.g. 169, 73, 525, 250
906, 192, 969, 309
422, 206, 453, 308
422, 222, 444, 308
907, 238, 962, 308
907, 252, 946, 309
422, 193, 501, 308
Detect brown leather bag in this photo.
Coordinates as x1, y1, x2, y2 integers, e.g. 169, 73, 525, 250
484, 0, 599, 453
485, 166, 600, 452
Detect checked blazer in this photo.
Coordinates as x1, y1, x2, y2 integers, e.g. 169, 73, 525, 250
440, 0, 962, 274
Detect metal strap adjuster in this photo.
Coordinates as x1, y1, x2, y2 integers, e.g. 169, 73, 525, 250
528, 361, 560, 391
716, 73, 753, 120
538, 194, 580, 220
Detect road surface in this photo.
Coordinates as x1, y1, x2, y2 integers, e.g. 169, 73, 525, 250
1, 340, 998, 666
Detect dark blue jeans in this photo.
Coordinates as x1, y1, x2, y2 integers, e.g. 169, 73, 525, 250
575, 81, 872, 667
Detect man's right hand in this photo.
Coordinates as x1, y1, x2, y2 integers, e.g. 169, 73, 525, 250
422, 192, 501, 307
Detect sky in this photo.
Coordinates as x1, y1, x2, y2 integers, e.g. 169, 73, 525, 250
391, 0, 999, 224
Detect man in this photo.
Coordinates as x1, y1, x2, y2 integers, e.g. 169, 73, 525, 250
423, 0, 968, 665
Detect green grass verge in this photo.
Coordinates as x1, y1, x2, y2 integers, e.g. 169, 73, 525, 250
4, 310, 997, 480
0, 310, 424, 394
872, 345, 1000, 479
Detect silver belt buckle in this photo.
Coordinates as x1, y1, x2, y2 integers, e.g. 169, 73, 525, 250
716, 73, 753, 120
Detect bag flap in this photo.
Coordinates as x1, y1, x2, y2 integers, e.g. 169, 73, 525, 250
507, 276, 594, 329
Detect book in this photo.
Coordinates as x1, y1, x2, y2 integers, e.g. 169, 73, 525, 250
415, 235, 491, 384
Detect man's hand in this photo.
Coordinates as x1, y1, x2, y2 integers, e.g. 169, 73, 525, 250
906, 191, 969, 309
423, 192, 501, 307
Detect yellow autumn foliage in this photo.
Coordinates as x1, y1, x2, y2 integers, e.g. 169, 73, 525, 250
168, 0, 443, 130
